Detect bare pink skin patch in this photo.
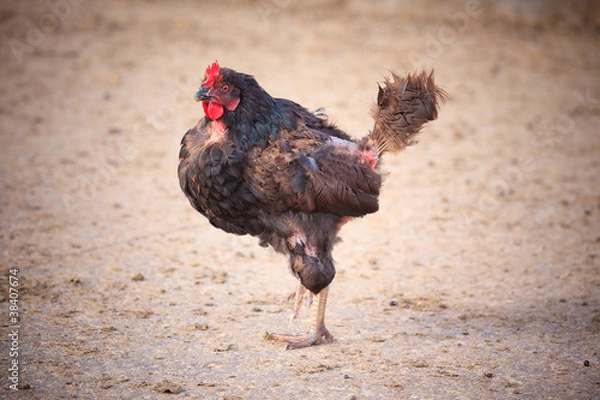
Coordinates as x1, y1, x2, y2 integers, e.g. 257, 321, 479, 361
288, 231, 317, 257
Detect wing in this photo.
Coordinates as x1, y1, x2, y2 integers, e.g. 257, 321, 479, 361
246, 126, 382, 218
296, 148, 381, 216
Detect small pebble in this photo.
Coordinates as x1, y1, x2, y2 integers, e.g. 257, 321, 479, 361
131, 273, 144, 281
194, 323, 209, 331
389, 300, 398, 306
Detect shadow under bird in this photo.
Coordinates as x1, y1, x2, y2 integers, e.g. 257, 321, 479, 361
178, 61, 445, 349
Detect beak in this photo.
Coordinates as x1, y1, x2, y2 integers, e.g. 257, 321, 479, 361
194, 86, 212, 102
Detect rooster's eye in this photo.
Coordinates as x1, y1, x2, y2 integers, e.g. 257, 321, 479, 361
221, 84, 230, 93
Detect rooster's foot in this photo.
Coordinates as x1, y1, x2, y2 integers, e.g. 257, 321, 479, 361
267, 326, 333, 349
266, 286, 332, 349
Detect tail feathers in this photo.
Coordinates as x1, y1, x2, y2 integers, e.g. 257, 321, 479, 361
369, 70, 446, 155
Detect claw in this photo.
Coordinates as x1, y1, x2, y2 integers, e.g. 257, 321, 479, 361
283, 327, 333, 350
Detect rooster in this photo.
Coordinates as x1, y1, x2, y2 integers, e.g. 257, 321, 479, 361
178, 61, 445, 349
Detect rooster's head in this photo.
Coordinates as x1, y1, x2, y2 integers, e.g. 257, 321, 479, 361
194, 60, 242, 121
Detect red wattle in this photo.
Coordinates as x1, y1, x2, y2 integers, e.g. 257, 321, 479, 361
203, 101, 224, 120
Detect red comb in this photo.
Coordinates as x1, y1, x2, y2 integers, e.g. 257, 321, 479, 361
203, 60, 220, 86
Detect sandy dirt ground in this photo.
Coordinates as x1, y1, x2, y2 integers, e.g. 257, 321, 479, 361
1, 1, 599, 398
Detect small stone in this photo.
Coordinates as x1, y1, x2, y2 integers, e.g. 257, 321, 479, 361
154, 380, 183, 394
194, 323, 209, 331
131, 273, 145, 281
213, 344, 233, 352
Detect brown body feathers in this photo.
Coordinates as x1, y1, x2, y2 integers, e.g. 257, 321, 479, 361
180, 65, 444, 294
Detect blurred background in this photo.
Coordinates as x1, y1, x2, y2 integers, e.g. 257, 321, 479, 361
1, 1, 599, 398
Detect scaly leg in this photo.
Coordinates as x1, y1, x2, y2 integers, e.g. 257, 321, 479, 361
290, 283, 307, 322
288, 283, 314, 322
269, 286, 333, 349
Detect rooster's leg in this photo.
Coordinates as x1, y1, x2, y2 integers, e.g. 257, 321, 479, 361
269, 286, 332, 349
288, 283, 314, 322
290, 283, 307, 322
